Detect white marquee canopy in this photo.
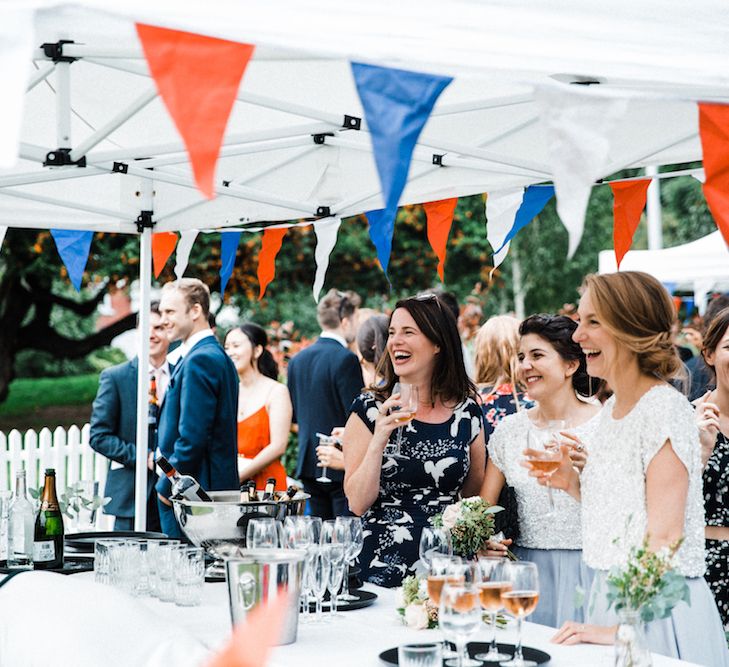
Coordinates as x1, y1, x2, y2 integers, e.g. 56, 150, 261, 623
2, 1, 729, 528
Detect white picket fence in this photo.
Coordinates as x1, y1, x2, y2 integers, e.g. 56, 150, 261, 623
0, 423, 108, 500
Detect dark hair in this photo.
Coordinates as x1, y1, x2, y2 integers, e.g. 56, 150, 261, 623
519, 314, 596, 397
227, 322, 279, 380
704, 294, 729, 333
376, 294, 476, 406
418, 288, 460, 322
701, 306, 729, 383
137, 300, 160, 326
357, 315, 389, 365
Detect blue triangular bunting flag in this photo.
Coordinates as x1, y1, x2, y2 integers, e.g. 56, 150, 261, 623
50, 229, 93, 291
220, 231, 241, 295
352, 62, 452, 280
494, 185, 555, 254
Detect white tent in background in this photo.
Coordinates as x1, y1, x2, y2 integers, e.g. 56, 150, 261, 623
1, 2, 729, 529
599, 231, 729, 313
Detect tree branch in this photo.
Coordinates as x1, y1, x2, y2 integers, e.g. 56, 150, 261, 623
27, 280, 109, 316
17, 312, 137, 358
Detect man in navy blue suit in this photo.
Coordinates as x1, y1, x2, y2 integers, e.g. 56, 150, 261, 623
156, 279, 239, 538
287, 289, 364, 519
89, 302, 170, 531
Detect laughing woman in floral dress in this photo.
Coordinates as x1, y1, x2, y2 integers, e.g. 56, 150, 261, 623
343, 295, 485, 588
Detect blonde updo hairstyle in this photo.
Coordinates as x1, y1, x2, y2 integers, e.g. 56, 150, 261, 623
474, 315, 522, 388
582, 271, 682, 383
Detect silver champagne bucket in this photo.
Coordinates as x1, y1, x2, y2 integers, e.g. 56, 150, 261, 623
225, 548, 306, 645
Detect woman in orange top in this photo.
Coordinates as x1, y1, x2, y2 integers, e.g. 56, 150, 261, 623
224, 322, 292, 491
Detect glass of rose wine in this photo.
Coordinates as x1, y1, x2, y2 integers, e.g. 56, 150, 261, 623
500, 561, 540, 667
526, 426, 563, 516
385, 382, 418, 460
475, 557, 512, 662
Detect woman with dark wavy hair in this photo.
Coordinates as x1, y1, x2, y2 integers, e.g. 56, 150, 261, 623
480, 314, 600, 628
224, 322, 292, 491
343, 294, 485, 587
541, 272, 728, 666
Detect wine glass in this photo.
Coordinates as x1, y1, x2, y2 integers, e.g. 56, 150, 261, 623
384, 382, 418, 460
303, 516, 323, 545
500, 561, 540, 667
245, 518, 280, 549
308, 545, 331, 624
282, 516, 313, 550
525, 426, 563, 516
315, 432, 335, 483
325, 543, 346, 618
439, 582, 483, 667
335, 516, 363, 601
474, 557, 512, 662
419, 526, 452, 572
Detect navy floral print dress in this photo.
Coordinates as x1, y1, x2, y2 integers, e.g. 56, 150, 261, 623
350, 392, 483, 588
704, 431, 729, 626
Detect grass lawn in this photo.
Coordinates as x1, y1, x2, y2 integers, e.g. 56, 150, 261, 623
0, 374, 99, 432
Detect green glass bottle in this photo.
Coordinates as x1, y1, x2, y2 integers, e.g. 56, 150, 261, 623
33, 469, 64, 570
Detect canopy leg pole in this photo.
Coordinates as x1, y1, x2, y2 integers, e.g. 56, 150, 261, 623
646, 165, 663, 250
133, 183, 154, 532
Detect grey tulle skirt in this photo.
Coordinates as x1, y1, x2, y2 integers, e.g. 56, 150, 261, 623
587, 569, 729, 666
512, 546, 594, 628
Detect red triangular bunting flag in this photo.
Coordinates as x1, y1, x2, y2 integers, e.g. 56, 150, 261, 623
257, 228, 287, 299
152, 231, 178, 278
423, 198, 457, 281
609, 180, 650, 269
699, 103, 729, 246
136, 24, 255, 199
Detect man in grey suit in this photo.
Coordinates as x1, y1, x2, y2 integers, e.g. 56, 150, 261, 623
89, 302, 171, 531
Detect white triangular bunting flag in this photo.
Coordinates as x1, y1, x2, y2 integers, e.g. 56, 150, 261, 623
0, 226, 7, 251
313, 217, 341, 302
486, 188, 525, 274
0, 10, 33, 167
535, 84, 629, 258
174, 229, 199, 280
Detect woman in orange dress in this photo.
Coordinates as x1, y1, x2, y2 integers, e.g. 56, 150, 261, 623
224, 322, 292, 491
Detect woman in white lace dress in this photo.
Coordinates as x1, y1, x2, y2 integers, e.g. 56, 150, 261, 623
481, 314, 601, 627
539, 271, 729, 665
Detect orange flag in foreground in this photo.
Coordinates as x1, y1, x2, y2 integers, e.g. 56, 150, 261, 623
206, 593, 289, 667
609, 179, 650, 269
152, 232, 178, 278
423, 198, 458, 281
136, 24, 254, 199
699, 103, 729, 246
258, 228, 287, 299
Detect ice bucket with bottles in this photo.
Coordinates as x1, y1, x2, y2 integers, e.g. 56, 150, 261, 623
225, 548, 306, 645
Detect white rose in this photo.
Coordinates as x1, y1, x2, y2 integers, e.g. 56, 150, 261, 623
441, 503, 461, 530
463, 496, 481, 504
404, 602, 429, 630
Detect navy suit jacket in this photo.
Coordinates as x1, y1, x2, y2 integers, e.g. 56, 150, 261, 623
89, 358, 158, 518
155, 335, 239, 498
287, 337, 363, 480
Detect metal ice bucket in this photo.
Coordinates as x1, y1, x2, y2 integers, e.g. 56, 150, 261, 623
226, 548, 306, 645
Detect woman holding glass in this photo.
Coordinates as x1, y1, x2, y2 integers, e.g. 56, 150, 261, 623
480, 314, 599, 628
343, 294, 485, 588
224, 322, 292, 490
536, 272, 728, 666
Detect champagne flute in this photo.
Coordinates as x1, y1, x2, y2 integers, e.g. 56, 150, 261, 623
384, 382, 418, 460
525, 427, 562, 516
419, 526, 452, 572
335, 516, 363, 601
474, 557, 512, 662
500, 561, 540, 667
325, 543, 345, 618
309, 545, 331, 624
439, 582, 483, 667
315, 432, 335, 483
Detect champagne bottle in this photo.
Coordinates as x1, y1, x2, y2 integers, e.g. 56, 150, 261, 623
156, 455, 212, 502
8, 470, 35, 570
246, 480, 258, 503
279, 485, 299, 502
261, 477, 276, 501
33, 469, 64, 570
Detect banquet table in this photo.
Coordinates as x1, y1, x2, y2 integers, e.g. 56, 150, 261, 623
0, 569, 702, 666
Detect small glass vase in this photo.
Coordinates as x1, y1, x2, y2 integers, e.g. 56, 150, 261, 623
614, 609, 652, 667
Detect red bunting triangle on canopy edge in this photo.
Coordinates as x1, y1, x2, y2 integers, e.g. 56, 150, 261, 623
257, 228, 287, 299
423, 198, 458, 282
152, 231, 178, 278
698, 103, 729, 246
136, 24, 255, 199
609, 179, 650, 269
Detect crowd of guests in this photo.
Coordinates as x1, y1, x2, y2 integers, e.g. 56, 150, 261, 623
89, 274, 729, 664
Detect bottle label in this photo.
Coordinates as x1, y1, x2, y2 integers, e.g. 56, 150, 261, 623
33, 540, 56, 562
